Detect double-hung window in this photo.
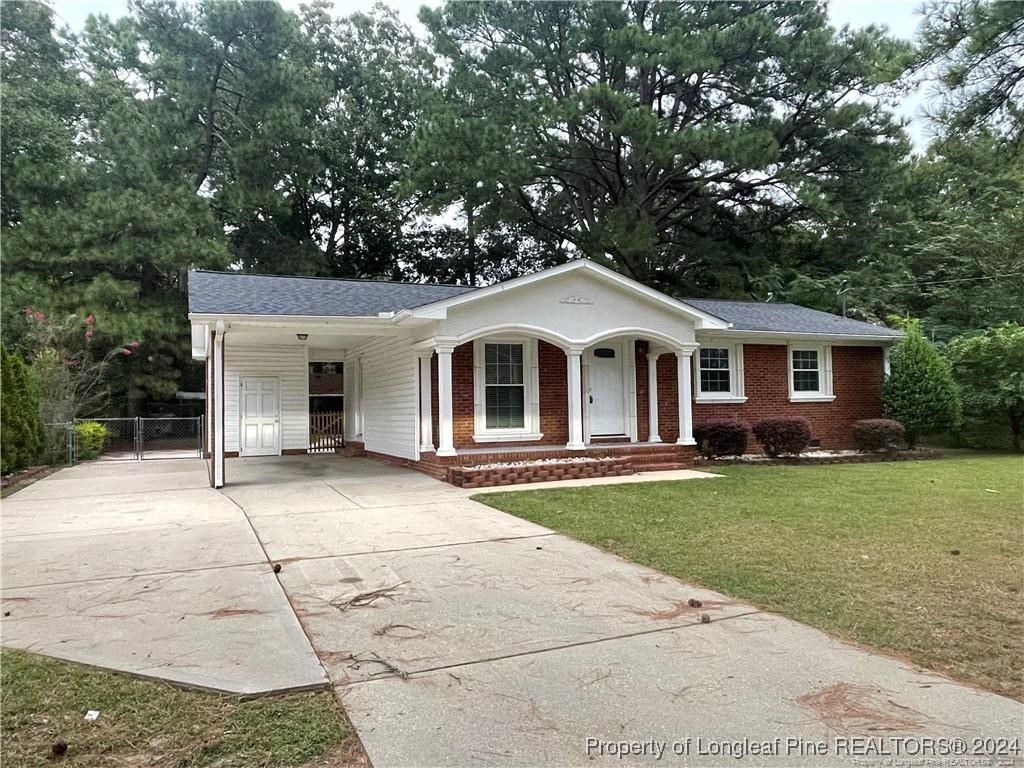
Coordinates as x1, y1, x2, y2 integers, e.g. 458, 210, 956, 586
788, 345, 834, 401
693, 344, 745, 402
473, 338, 542, 441
484, 343, 525, 429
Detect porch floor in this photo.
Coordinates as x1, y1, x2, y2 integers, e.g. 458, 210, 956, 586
438, 440, 673, 456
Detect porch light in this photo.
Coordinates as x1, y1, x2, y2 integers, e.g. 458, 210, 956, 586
296, 333, 308, 341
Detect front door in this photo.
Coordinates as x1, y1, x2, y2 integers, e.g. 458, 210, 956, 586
586, 343, 626, 435
240, 377, 280, 456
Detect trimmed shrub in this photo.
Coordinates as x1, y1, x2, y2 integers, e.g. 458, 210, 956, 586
852, 419, 905, 452
753, 417, 812, 457
74, 421, 108, 460
693, 420, 749, 458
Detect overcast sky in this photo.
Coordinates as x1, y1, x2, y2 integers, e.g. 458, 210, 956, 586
48, 0, 933, 144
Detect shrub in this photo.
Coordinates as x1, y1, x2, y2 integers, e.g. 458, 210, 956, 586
884, 319, 960, 448
74, 421, 108, 460
753, 417, 812, 457
693, 420, 749, 458
1, 345, 45, 474
853, 419, 905, 452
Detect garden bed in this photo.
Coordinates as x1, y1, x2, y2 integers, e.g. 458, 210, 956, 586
693, 448, 942, 467
448, 456, 633, 488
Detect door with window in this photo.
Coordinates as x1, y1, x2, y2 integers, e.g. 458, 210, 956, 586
586, 344, 626, 435
240, 377, 280, 456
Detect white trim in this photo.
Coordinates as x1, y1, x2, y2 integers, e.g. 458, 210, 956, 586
472, 337, 543, 443
692, 343, 746, 401
698, 329, 900, 344
419, 324, 696, 354
788, 343, 834, 402
408, 259, 731, 330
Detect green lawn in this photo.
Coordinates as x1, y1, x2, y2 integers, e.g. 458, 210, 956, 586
0, 649, 362, 767
477, 455, 1024, 700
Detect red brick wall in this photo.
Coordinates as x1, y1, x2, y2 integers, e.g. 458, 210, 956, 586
426, 340, 884, 452
690, 344, 884, 449
428, 341, 570, 450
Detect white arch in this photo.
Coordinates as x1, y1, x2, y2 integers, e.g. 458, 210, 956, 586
439, 323, 689, 352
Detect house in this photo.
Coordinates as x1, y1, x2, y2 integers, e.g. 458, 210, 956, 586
188, 259, 901, 488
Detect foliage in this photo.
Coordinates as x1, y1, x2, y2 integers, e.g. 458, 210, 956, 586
73, 421, 108, 460
852, 419, 906, 453
1, 345, 45, 473
917, 0, 1024, 141
693, 420, 749, 458
418, 1, 911, 293
752, 417, 812, 457
946, 323, 1024, 451
883, 319, 962, 448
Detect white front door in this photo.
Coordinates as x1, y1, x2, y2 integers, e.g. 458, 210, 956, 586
586, 343, 626, 435
240, 377, 280, 456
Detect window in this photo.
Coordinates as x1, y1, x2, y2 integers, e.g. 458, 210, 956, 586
699, 348, 731, 393
473, 338, 543, 441
789, 345, 834, 401
484, 343, 525, 429
692, 344, 746, 402
791, 350, 820, 392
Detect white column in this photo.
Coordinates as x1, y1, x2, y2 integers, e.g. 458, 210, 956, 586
647, 352, 662, 443
566, 348, 585, 450
676, 349, 695, 446
418, 353, 434, 453
436, 345, 456, 457
212, 322, 226, 488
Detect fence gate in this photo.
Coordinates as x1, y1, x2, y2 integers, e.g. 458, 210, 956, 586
139, 417, 203, 460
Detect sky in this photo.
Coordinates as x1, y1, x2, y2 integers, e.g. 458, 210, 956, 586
48, 0, 934, 143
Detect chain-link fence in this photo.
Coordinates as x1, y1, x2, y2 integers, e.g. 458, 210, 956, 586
41, 417, 204, 465
139, 417, 203, 459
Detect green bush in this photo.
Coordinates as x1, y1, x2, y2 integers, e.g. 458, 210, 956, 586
883, 319, 961, 448
693, 420, 749, 458
753, 417, 812, 457
852, 419, 905, 452
1, 345, 45, 474
74, 421, 108, 460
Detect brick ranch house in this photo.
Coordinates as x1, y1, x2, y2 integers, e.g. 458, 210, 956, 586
188, 259, 901, 488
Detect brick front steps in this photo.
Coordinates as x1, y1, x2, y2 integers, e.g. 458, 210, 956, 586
448, 457, 634, 489
411, 443, 696, 487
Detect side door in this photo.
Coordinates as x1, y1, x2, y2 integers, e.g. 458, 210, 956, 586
239, 377, 280, 456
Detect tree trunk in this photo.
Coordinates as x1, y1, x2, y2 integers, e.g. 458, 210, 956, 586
465, 199, 477, 286
1010, 407, 1022, 451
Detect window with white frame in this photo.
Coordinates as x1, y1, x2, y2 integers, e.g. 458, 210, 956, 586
693, 344, 746, 401
473, 338, 542, 441
485, 343, 525, 428
789, 345, 834, 401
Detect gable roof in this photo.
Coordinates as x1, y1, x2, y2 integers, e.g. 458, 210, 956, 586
684, 298, 902, 339
188, 270, 477, 317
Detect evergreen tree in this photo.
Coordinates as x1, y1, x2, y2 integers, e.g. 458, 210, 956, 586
883, 320, 962, 448
1, 345, 45, 473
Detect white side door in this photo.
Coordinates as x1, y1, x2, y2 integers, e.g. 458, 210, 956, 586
239, 377, 280, 456
586, 343, 626, 435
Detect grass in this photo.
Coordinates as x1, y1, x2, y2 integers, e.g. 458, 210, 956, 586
0, 649, 361, 767
477, 455, 1024, 700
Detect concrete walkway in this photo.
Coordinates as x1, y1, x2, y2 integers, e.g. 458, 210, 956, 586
3, 455, 1021, 766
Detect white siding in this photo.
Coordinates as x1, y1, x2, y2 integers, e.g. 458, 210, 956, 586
355, 336, 418, 460
225, 345, 308, 453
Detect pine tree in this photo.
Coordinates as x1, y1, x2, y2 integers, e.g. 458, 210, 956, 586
883, 320, 962, 448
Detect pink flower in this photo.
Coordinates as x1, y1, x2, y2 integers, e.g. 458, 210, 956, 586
85, 314, 95, 326
122, 348, 133, 357
129, 340, 140, 349
85, 330, 94, 340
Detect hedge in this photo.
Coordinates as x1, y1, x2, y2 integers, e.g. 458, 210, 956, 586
852, 419, 905, 452
1, 345, 45, 474
693, 420, 749, 458
752, 417, 812, 457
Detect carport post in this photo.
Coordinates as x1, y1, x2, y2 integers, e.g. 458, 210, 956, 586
647, 351, 662, 443
418, 352, 434, 453
675, 348, 696, 446
435, 345, 456, 457
212, 322, 226, 487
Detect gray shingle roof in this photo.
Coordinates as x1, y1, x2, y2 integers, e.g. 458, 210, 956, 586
683, 298, 902, 338
188, 270, 478, 317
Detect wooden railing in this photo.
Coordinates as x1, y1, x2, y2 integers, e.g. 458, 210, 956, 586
310, 411, 345, 452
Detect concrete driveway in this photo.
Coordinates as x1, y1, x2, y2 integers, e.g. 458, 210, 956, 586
3, 456, 1021, 766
